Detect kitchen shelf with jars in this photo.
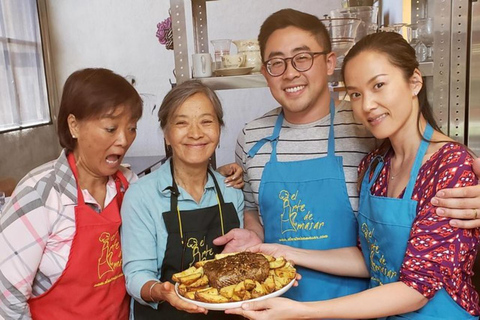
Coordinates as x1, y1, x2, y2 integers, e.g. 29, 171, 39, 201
169, 0, 469, 144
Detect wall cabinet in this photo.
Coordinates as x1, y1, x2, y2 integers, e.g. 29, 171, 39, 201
170, 0, 472, 144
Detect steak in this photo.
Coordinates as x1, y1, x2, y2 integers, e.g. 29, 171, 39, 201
203, 252, 270, 289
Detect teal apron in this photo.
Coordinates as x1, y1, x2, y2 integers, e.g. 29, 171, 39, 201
358, 123, 477, 319
248, 98, 368, 302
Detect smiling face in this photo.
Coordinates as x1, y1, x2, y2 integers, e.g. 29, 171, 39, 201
164, 93, 220, 169
261, 26, 336, 124
68, 105, 138, 179
344, 50, 421, 141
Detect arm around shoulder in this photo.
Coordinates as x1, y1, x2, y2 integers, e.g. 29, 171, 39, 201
432, 156, 480, 228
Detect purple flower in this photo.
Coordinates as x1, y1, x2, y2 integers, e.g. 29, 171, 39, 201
156, 16, 173, 49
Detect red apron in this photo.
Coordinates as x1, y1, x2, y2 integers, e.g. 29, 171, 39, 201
29, 153, 129, 320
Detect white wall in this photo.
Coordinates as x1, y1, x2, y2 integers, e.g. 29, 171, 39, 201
47, 0, 172, 160
46, 0, 348, 166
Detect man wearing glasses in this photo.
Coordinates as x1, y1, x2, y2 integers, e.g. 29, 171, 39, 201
216, 8, 373, 302
214, 8, 480, 303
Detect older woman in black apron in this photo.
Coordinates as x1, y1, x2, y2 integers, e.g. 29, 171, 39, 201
121, 80, 244, 319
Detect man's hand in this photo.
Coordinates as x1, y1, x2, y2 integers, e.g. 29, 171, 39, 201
432, 158, 480, 228
213, 228, 263, 253
217, 163, 244, 189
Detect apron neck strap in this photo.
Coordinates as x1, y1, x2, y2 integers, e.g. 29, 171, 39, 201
403, 123, 434, 198
247, 110, 284, 159
362, 123, 434, 198
168, 161, 225, 245
362, 155, 385, 190
67, 152, 126, 207
67, 152, 86, 205
247, 96, 336, 160
327, 97, 336, 156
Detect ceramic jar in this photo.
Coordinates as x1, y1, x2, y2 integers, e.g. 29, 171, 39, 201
233, 39, 262, 73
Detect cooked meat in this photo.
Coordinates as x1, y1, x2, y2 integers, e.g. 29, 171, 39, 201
203, 252, 270, 289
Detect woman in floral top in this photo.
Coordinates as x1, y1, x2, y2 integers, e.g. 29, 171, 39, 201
227, 32, 479, 320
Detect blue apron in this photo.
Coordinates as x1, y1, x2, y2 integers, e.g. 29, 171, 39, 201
358, 123, 477, 320
248, 98, 368, 302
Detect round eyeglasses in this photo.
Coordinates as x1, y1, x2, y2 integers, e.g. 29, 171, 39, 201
263, 51, 329, 77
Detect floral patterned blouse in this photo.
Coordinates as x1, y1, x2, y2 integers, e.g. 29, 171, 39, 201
358, 142, 480, 316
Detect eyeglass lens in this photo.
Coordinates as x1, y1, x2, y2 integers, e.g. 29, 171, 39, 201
267, 52, 315, 76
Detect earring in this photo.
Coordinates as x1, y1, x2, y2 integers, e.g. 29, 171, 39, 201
72, 135, 76, 139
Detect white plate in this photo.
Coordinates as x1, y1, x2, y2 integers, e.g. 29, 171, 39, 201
175, 278, 295, 311
215, 66, 254, 77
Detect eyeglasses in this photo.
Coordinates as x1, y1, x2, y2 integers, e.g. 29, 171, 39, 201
263, 51, 329, 77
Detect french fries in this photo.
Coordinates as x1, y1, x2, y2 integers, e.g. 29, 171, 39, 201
172, 253, 296, 304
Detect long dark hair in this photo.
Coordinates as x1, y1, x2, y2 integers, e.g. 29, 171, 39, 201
342, 32, 439, 134
341, 32, 441, 187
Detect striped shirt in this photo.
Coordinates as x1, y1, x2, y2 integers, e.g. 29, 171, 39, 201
0, 150, 136, 320
235, 100, 377, 219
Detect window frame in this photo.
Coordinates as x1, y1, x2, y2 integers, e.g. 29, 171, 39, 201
0, 0, 59, 134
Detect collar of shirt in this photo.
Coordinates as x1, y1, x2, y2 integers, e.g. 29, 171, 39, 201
158, 158, 216, 201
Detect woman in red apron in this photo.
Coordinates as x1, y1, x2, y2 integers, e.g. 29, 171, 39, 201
0, 68, 142, 319
120, 81, 244, 319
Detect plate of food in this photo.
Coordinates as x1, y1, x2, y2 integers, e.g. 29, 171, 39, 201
173, 252, 296, 311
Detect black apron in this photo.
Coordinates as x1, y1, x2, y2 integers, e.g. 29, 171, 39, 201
134, 166, 242, 319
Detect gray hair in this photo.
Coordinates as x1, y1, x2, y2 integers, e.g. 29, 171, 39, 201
158, 80, 224, 130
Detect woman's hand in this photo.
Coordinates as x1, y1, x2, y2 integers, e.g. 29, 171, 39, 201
225, 297, 305, 320
432, 158, 480, 228
153, 281, 207, 314
247, 243, 294, 262
213, 228, 262, 253
217, 163, 244, 189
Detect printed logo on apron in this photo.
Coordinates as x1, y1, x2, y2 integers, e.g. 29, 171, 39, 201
278, 189, 327, 241
184, 235, 215, 268
360, 223, 397, 285
96, 230, 123, 286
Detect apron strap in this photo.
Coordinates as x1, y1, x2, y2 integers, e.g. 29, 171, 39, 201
208, 168, 226, 205
168, 162, 227, 244
247, 97, 336, 159
67, 152, 86, 205
67, 152, 125, 209
168, 162, 183, 243
327, 98, 336, 156
362, 155, 385, 191
113, 170, 129, 207
207, 168, 227, 236
403, 123, 434, 198
247, 111, 284, 159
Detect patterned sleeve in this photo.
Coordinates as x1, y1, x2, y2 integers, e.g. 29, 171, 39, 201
0, 184, 51, 319
400, 144, 479, 302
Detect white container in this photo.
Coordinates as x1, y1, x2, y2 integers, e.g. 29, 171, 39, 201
211, 39, 232, 70
233, 39, 262, 73
192, 53, 213, 78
